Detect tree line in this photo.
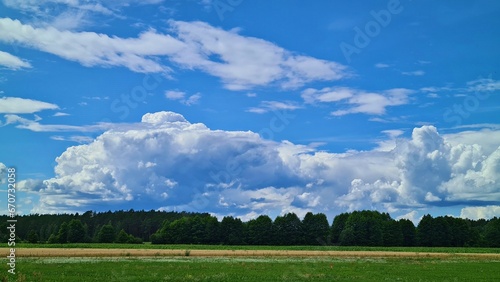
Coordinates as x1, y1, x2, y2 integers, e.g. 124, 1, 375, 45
1, 210, 499, 247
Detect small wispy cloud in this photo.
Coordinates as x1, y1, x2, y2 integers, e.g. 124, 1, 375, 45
2, 114, 111, 132
302, 87, 414, 116
467, 78, 500, 92
0, 97, 58, 114
165, 90, 185, 100
51, 135, 94, 143
375, 63, 390, 68
417, 60, 431, 65
83, 96, 110, 100
0, 51, 31, 70
302, 87, 354, 104
165, 90, 201, 106
402, 70, 425, 76
247, 101, 302, 114
327, 18, 358, 31
184, 93, 201, 106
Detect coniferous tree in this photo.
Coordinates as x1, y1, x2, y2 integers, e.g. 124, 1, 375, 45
382, 220, 403, 246
57, 222, 69, 243
273, 213, 303, 245
330, 212, 349, 245
432, 216, 451, 247
417, 214, 434, 247
190, 215, 207, 244
247, 215, 273, 245
484, 217, 500, 247
203, 215, 220, 244
67, 219, 86, 243
2, 209, 498, 247
302, 212, 329, 245
27, 230, 39, 243
398, 219, 416, 246
220, 216, 245, 245
339, 211, 384, 246
446, 216, 470, 247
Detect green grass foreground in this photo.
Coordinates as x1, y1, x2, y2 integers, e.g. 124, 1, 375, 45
2, 256, 499, 282
16, 243, 500, 254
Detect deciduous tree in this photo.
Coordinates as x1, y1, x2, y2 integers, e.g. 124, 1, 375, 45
97, 224, 115, 243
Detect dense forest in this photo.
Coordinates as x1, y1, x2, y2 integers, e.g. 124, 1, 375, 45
1, 210, 499, 247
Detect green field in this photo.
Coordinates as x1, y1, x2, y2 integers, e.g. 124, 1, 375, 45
2, 256, 499, 282
16, 243, 500, 254
4, 245, 500, 281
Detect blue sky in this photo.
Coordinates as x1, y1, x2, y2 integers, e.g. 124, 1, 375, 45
0, 0, 499, 223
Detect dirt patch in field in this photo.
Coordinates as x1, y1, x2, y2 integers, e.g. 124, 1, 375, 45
2, 248, 499, 259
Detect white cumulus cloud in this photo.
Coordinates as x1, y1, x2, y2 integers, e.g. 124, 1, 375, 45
460, 205, 500, 220
16, 112, 500, 219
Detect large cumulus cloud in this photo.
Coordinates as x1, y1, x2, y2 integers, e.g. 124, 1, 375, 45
18, 112, 500, 220
335, 126, 500, 217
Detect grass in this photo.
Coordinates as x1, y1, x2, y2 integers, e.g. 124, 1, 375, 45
1, 256, 499, 281
15, 243, 500, 253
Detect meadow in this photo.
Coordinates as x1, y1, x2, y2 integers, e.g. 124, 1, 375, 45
1, 256, 499, 282
2, 245, 500, 281
14, 243, 500, 253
